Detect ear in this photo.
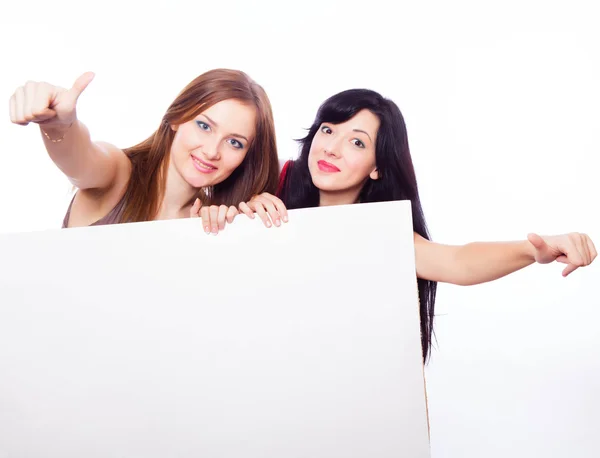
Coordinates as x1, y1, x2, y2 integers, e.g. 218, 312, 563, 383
170, 123, 179, 132
369, 168, 379, 180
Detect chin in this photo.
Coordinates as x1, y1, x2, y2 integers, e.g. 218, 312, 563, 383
310, 174, 341, 192
184, 172, 218, 189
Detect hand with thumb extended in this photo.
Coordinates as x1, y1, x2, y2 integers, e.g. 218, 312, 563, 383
9, 72, 95, 128
527, 232, 597, 277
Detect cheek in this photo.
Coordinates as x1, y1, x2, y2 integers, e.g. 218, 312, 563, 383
307, 143, 320, 168
175, 124, 205, 152
220, 149, 248, 174
308, 136, 324, 157
344, 153, 376, 178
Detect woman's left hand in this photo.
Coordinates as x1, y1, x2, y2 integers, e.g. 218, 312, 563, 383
190, 198, 239, 235
238, 192, 288, 228
527, 232, 597, 276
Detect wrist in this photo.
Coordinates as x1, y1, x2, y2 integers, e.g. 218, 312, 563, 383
40, 120, 76, 143
521, 239, 537, 261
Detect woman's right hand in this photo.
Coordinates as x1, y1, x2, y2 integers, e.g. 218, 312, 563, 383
9, 72, 95, 128
238, 192, 289, 228
190, 198, 240, 235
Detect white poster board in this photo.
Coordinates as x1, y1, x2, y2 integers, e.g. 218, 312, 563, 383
0, 200, 429, 458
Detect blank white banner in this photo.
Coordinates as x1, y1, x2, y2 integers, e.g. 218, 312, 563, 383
0, 200, 430, 458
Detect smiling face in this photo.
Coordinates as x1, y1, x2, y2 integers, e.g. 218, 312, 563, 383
169, 99, 257, 189
307, 109, 380, 205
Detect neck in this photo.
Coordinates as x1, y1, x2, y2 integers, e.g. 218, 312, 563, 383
318, 187, 362, 207
158, 162, 198, 220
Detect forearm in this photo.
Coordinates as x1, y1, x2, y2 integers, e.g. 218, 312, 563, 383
453, 240, 536, 286
40, 120, 115, 189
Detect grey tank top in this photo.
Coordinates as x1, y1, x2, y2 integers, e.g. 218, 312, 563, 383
62, 193, 127, 228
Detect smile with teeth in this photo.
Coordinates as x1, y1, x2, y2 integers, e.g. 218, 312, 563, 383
191, 155, 217, 172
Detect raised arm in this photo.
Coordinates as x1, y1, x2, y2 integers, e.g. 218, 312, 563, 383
9, 72, 128, 191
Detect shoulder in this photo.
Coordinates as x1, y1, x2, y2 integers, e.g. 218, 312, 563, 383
67, 142, 131, 227
280, 159, 292, 174
96, 140, 131, 172
276, 159, 294, 196
278, 158, 292, 174
94, 141, 132, 190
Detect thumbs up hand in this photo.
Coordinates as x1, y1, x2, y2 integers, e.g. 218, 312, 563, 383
9, 72, 95, 128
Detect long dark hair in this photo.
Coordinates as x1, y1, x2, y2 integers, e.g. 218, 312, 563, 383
278, 89, 437, 362
121, 69, 279, 223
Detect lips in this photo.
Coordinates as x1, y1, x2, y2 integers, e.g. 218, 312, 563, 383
317, 160, 341, 173
191, 154, 217, 173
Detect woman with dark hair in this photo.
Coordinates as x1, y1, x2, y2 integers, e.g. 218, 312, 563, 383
239, 88, 597, 362
9, 69, 280, 234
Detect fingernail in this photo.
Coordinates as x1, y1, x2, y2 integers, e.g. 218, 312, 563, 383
283, 216, 288, 222
275, 219, 281, 226
204, 226, 210, 234
212, 226, 218, 233
266, 221, 272, 228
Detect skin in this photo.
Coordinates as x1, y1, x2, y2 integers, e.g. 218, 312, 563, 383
239, 109, 597, 284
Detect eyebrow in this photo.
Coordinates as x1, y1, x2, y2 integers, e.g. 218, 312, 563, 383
201, 114, 249, 142
353, 129, 373, 142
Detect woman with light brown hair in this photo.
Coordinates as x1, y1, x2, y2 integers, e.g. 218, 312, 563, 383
8, 68, 279, 233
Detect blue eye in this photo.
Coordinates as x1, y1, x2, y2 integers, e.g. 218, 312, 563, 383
196, 121, 210, 131
352, 139, 365, 148
321, 125, 332, 134
228, 138, 244, 149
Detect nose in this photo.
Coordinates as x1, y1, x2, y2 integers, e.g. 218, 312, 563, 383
201, 136, 220, 161
323, 137, 342, 158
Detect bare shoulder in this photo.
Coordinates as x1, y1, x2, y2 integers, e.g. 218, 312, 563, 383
66, 142, 132, 227
96, 141, 132, 182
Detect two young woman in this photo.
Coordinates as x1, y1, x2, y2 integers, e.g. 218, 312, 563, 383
9, 72, 596, 361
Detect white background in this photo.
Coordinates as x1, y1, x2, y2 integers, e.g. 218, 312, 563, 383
0, 0, 598, 456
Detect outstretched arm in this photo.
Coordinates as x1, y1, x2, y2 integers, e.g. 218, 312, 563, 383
414, 232, 597, 285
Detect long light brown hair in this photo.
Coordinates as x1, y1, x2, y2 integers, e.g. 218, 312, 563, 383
120, 69, 279, 223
